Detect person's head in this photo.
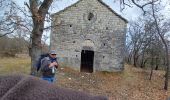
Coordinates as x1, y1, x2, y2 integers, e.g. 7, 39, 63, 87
49, 50, 57, 58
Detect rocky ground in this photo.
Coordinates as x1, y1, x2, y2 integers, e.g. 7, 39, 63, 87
56, 65, 168, 100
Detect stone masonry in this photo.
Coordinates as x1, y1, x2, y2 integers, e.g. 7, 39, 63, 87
51, 0, 128, 72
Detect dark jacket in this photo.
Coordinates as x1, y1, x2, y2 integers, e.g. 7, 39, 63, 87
41, 56, 58, 77
0, 74, 108, 100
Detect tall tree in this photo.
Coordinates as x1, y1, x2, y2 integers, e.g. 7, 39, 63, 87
24, 0, 53, 75
150, 0, 169, 90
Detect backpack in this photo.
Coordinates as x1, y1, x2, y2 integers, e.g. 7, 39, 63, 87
36, 53, 49, 72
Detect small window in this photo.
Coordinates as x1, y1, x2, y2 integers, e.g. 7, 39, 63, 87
106, 27, 108, 30
70, 24, 72, 27
73, 41, 76, 43
88, 12, 94, 21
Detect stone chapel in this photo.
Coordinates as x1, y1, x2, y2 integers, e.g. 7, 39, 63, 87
50, 0, 128, 72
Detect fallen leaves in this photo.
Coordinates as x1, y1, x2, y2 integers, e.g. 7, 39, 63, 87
56, 65, 168, 100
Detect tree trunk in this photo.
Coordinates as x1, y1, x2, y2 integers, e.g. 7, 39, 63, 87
128, 52, 132, 64
143, 59, 147, 68
155, 65, 158, 70
30, 24, 43, 75
151, 1, 169, 90
29, 0, 53, 75
133, 54, 139, 67
149, 49, 154, 80
133, 53, 137, 67
155, 57, 159, 70
140, 51, 145, 68
163, 44, 169, 90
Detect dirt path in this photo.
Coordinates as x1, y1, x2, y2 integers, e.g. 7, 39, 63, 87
56, 65, 168, 100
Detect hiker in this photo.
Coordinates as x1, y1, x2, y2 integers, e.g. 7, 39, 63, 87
41, 50, 58, 83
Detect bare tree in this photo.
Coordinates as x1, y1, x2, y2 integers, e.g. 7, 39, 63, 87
149, 0, 169, 90
0, 0, 53, 75
123, 0, 170, 90
119, 0, 160, 14
23, 0, 53, 75
128, 21, 144, 67
127, 19, 156, 68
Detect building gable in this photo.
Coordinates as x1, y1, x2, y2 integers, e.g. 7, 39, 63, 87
52, 0, 128, 23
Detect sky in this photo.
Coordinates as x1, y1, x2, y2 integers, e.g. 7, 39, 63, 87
13, 0, 170, 43
14, 0, 143, 21
14, 0, 170, 21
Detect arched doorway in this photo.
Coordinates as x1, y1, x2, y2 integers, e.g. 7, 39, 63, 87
81, 49, 94, 73
81, 40, 95, 73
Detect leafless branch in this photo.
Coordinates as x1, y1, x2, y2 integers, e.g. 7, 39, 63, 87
24, 2, 31, 11
43, 24, 60, 31
38, 0, 53, 17
11, 1, 32, 18
0, 29, 15, 37
120, 0, 159, 14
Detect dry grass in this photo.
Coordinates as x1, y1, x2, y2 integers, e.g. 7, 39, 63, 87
57, 65, 169, 100
0, 57, 31, 75
0, 57, 169, 100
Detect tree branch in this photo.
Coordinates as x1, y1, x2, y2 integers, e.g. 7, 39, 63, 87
120, 0, 159, 14
24, 2, 30, 11
38, 0, 53, 17
29, 0, 39, 23
0, 29, 15, 37
131, 0, 159, 14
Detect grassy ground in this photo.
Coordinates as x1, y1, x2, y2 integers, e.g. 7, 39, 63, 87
0, 57, 31, 75
0, 57, 169, 100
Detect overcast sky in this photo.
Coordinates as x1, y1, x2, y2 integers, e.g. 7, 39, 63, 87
14, 0, 170, 21
13, 0, 170, 42
14, 0, 142, 21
